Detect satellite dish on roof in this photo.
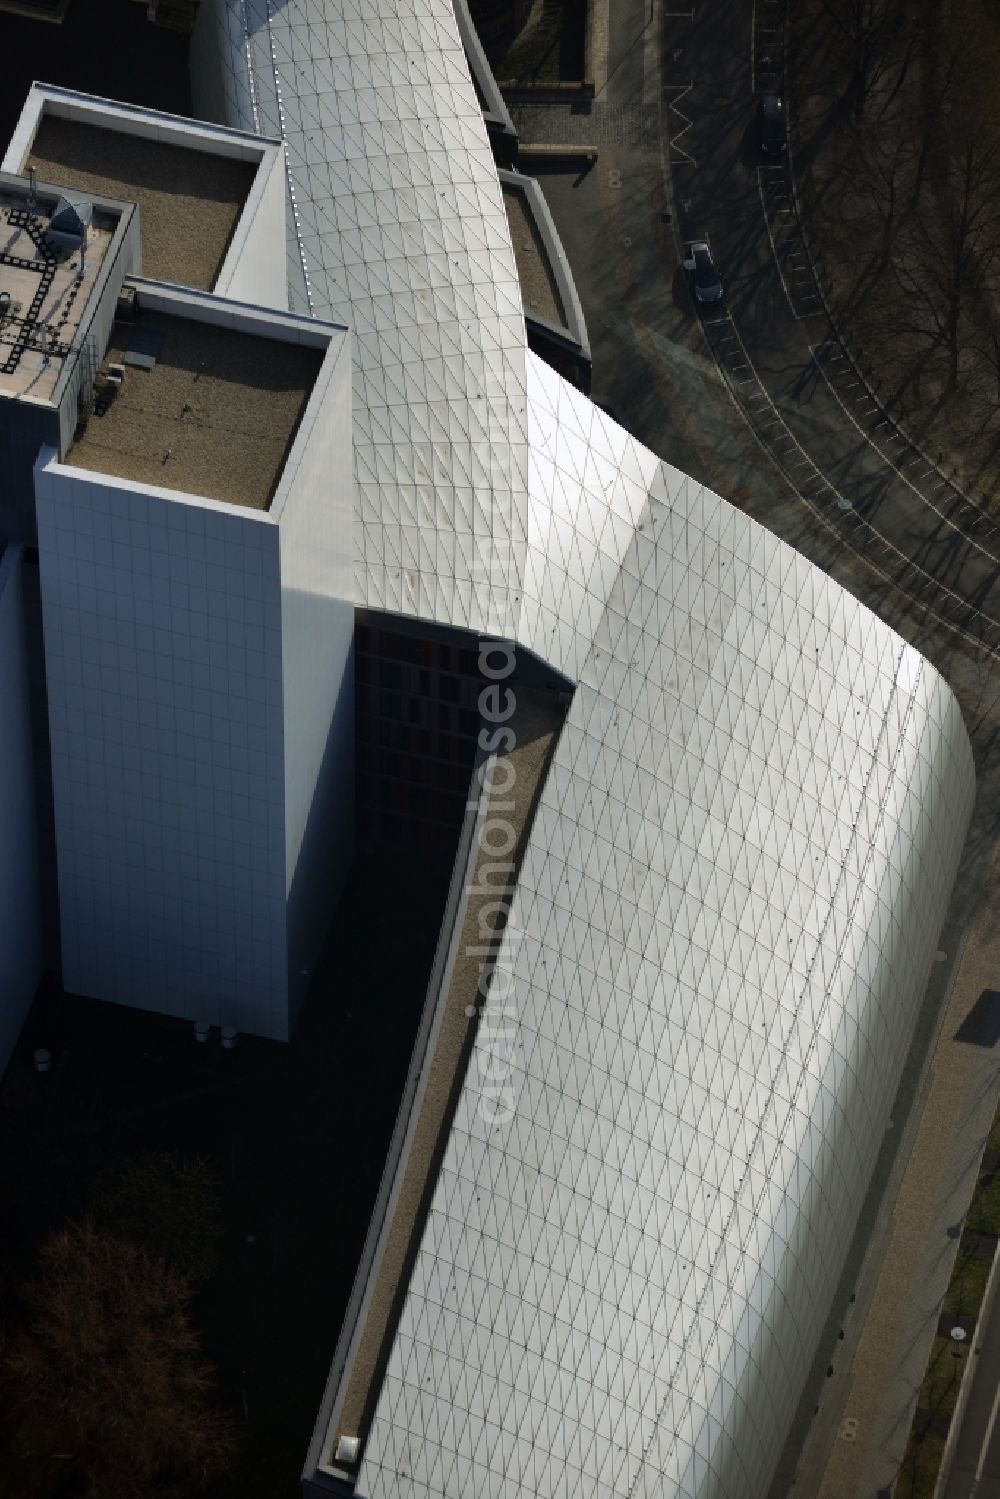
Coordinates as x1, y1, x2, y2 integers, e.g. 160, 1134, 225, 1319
46, 194, 93, 253
50, 195, 93, 235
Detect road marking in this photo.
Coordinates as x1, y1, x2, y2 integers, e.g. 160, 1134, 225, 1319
970, 1374, 1000, 1496
697, 317, 1000, 654
756, 170, 823, 320
810, 347, 1000, 565
750, 0, 757, 89
664, 83, 696, 166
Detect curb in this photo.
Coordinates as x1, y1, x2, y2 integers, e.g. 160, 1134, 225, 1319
499, 81, 596, 100
932, 1237, 1000, 1498
517, 144, 599, 159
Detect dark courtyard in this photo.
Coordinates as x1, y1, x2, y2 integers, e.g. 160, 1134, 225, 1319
0, 848, 454, 1498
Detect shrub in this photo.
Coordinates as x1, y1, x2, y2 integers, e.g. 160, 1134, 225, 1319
0, 1217, 236, 1498
89, 1151, 221, 1284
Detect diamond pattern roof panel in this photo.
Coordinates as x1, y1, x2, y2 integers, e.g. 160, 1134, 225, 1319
196, 6, 976, 1495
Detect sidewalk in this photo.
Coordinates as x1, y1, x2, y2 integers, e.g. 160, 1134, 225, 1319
783, 773, 1000, 1499
588, 0, 610, 94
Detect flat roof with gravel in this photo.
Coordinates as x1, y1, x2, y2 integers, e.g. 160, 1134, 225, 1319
67, 311, 324, 509
501, 180, 566, 329
25, 116, 256, 290
320, 685, 565, 1475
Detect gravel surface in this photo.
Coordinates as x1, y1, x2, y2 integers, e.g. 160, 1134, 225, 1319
331, 686, 564, 1457
27, 117, 256, 291
69, 312, 323, 509
502, 180, 567, 327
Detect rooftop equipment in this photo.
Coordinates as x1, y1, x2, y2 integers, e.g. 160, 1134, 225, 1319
45, 193, 93, 252
115, 284, 137, 323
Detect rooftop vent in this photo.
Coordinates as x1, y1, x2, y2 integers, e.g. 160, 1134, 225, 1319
334, 1435, 360, 1466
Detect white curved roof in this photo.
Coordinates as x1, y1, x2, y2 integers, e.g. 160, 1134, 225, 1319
198, 4, 975, 1495
354, 358, 973, 1499
205, 0, 529, 636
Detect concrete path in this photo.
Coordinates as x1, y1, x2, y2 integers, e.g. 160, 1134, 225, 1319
776, 793, 1000, 1499
827, 869, 1000, 1499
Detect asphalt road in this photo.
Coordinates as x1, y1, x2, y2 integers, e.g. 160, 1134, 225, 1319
653, 8, 1000, 1487
516, 0, 1000, 694
663, 0, 1000, 658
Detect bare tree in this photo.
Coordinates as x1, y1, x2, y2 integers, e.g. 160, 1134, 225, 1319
860, 130, 914, 280
908, 47, 959, 208
816, 0, 904, 120
892, 138, 1000, 393
0, 1218, 236, 1499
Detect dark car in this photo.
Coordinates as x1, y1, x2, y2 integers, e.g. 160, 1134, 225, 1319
683, 240, 724, 305
759, 94, 787, 154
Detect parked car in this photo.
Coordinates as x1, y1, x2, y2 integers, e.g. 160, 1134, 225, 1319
683, 240, 724, 305
759, 94, 787, 154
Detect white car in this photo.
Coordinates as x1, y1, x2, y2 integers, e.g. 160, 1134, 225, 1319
683, 240, 724, 305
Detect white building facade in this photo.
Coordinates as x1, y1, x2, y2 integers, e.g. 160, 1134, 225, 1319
32, 290, 353, 1040
0, 545, 43, 1072
182, 3, 977, 1497
0, 14, 978, 1499
1, 91, 356, 1042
